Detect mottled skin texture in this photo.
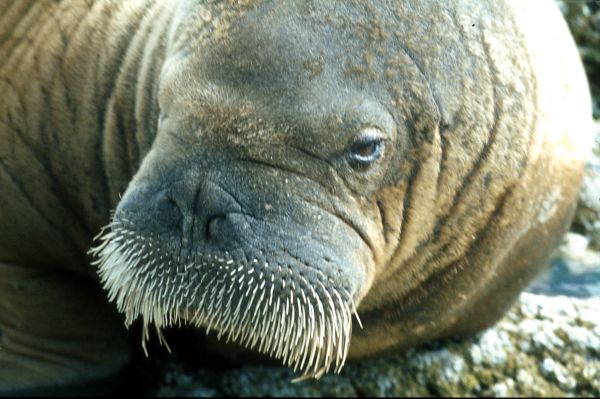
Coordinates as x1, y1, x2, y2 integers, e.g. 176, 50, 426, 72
0, 0, 592, 394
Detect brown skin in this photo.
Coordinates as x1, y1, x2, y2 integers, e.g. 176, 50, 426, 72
0, 0, 592, 394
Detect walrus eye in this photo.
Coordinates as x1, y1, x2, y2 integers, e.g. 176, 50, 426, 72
347, 128, 385, 168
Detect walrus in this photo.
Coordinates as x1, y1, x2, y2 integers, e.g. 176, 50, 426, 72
0, 0, 593, 394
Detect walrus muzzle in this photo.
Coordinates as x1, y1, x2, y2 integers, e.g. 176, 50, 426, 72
91, 146, 368, 378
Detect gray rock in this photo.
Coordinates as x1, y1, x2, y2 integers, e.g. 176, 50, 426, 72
557, 233, 600, 274
144, 293, 600, 397
489, 378, 515, 397
476, 330, 511, 366
540, 357, 577, 391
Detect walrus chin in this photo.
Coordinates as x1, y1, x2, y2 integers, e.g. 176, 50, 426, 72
89, 215, 363, 380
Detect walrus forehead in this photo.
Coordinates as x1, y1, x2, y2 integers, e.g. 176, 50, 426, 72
158, 47, 399, 135
164, 0, 456, 124
157, 3, 445, 161
161, 2, 406, 113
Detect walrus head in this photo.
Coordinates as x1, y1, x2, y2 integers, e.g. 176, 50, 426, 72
89, 0, 527, 378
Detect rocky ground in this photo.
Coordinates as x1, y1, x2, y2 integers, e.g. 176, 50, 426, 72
120, 294, 599, 397
114, 2, 600, 397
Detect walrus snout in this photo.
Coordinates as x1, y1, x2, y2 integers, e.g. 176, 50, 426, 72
113, 176, 251, 251
93, 156, 370, 377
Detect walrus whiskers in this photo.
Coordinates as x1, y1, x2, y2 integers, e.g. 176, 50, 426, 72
90, 218, 356, 378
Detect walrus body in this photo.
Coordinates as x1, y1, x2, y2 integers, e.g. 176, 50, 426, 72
0, 0, 592, 394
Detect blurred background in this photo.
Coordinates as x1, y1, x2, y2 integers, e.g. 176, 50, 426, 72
558, 0, 599, 118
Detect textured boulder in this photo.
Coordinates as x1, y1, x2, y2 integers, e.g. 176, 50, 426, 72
136, 293, 600, 397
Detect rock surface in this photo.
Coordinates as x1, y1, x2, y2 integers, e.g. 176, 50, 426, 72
124, 293, 599, 397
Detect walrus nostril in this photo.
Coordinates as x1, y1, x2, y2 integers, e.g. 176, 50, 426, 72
206, 213, 226, 240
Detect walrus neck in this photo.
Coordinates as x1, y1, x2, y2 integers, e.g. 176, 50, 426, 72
15, 0, 178, 210
99, 1, 178, 209
0, 1, 175, 259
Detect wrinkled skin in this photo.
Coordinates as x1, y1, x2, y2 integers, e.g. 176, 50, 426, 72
0, 0, 593, 394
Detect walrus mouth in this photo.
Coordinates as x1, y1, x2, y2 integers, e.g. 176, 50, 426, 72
90, 216, 362, 379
